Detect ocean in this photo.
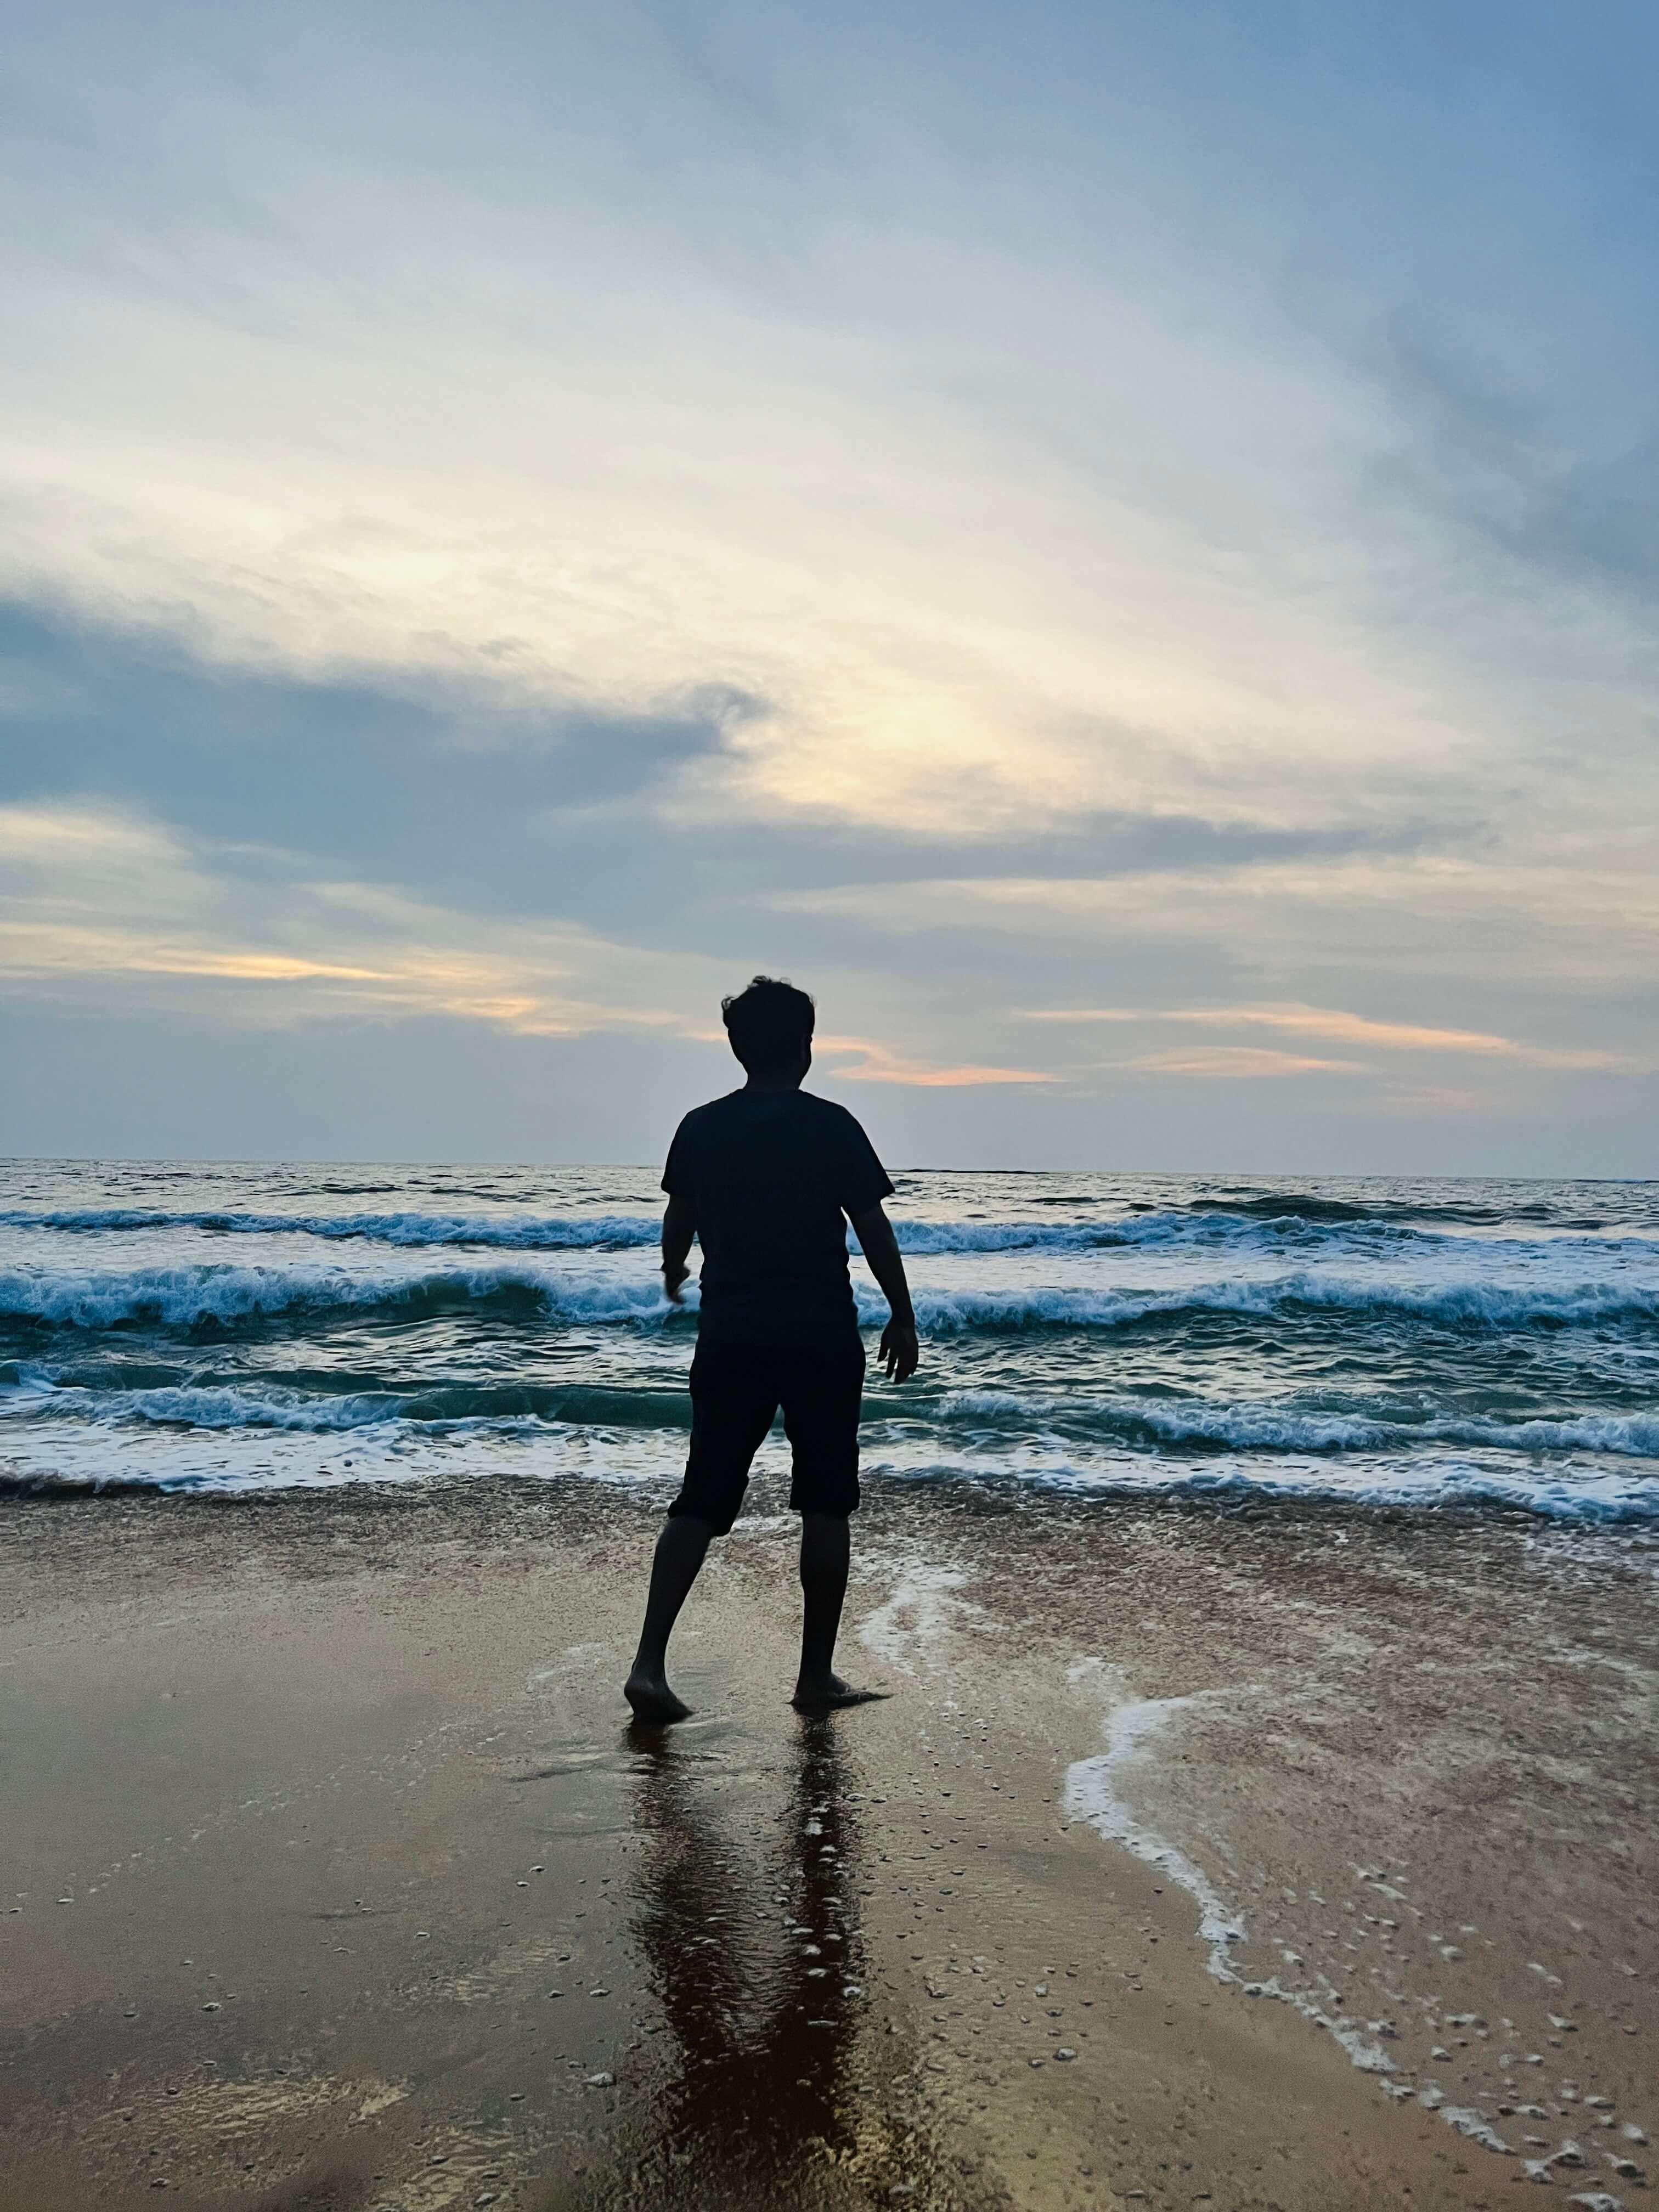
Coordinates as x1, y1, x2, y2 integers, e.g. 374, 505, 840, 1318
2, 1158, 1656, 1524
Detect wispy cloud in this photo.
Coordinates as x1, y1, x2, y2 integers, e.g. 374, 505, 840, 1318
816, 1034, 1054, 1088
0, 800, 708, 1037
0, 802, 1041, 1101
1126, 1046, 1363, 1080
1025, 1003, 1634, 1070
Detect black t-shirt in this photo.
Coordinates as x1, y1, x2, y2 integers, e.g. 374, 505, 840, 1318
662, 1088, 895, 1346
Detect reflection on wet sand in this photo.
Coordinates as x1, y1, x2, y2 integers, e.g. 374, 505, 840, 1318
538, 1717, 891, 2210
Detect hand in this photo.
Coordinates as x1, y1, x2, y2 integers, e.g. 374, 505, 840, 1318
663, 1259, 689, 1304
878, 1318, 919, 1383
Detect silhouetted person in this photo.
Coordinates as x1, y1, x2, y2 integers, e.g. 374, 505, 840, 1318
624, 978, 918, 1722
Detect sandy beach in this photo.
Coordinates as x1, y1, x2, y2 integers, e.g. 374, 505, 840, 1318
3, 1471, 1654, 2211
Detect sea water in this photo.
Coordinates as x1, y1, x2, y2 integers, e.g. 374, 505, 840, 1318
2, 1159, 1656, 1522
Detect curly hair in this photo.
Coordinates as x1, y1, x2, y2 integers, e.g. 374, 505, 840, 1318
721, 975, 816, 1073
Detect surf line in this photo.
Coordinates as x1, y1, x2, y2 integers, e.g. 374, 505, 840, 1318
1062, 1666, 1397, 2078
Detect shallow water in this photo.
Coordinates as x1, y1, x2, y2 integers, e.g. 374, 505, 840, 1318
3, 1159, 1656, 1524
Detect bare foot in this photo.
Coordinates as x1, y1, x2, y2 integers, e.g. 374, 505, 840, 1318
791, 1672, 891, 1713
624, 1667, 692, 1724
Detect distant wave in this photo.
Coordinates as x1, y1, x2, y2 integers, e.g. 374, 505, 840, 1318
1183, 1190, 1621, 1232
6, 1203, 1654, 1261
0, 1201, 1246, 1251
889, 1215, 1411, 1254
4, 1259, 1658, 1335
0, 1206, 665, 1250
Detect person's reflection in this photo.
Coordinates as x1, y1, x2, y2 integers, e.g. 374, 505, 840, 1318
620, 1715, 867, 2202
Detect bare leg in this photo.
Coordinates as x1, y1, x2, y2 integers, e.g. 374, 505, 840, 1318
792, 1511, 889, 1711
625, 1515, 714, 1723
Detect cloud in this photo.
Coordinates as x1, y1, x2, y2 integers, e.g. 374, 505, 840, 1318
776, 855, 1659, 995
0, 596, 1449, 943
0, 599, 754, 888
815, 1033, 1054, 1088
1025, 1002, 1635, 1070
2, 4, 1656, 1166
1126, 1046, 1363, 1080
5, 15, 1652, 862
0, 798, 709, 1037
0, 800, 1049, 1101
1364, 319, 1659, 602
1367, 1084, 1513, 1119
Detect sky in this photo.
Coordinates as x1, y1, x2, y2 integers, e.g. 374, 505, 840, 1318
2, 0, 1656, 1172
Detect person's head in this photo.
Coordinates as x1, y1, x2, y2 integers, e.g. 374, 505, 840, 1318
721, 975, 815, 1082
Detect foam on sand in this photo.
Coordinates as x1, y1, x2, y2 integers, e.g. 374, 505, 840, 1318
1063, 1664, 1399, 2077
857, 1565, 973, 1672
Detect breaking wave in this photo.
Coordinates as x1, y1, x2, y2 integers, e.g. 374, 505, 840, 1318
8, 1370, 1656, 1463
903, 1276, 1659, 1334
0, 1376, 696, 1435
4, 1259, 1658, 1335
0, 1260, 676, 1331
935, 1389, 1659, 1459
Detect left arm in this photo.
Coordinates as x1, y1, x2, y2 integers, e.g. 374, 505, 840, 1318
661, 1193, 696, 1302
849, 1201, 919, 1381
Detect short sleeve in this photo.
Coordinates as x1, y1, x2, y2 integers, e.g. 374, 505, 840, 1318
833, 1111, 895, 1218
662, 1118, 691, 1196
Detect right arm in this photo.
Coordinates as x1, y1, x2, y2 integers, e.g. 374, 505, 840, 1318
662, 1192, 696, 1303
849, 1201, 919, 1381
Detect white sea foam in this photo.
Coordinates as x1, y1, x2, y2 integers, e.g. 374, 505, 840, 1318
0, 1259, 682, 1330
4, 1383, 1654, 1519
883, 1441, 1659, 1523
936, 1388, 1659, 1459
902, 1274, 1659, 1333
857, 1566, 973, 1669
1063, 1669, 1398, 2076
21, 1383, 415, 1432
0, 1375, 690, 1439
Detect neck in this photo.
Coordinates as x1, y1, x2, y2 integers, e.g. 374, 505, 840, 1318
743, 1066, 805, 1094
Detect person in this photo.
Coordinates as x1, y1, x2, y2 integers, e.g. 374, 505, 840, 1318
624, 976, 919, 1723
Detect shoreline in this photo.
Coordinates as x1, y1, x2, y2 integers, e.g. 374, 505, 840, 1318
3, 1474, 1655, 2208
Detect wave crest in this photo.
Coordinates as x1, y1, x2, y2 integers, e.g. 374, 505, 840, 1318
9, 1204, 1651, 1260
937, 1388, 1659, 1459
12, 1368, 1657, 1463
0, 1260, 679, 1331
3, 1256, 1657, 1338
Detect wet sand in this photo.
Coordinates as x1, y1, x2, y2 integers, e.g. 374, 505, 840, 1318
2, 1471, 1654, 2210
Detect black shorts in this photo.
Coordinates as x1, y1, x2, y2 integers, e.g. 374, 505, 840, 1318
667, 1334, 866, 1536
